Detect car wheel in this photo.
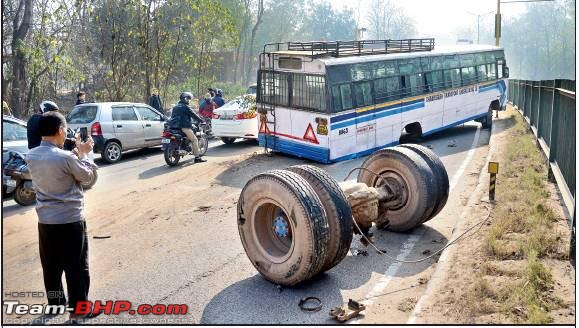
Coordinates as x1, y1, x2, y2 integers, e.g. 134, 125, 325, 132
103, 141, 122, 164
221, 137, 236, 145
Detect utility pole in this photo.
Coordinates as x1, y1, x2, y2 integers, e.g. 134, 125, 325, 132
495, 0, 501, 46
495, 0, 555, 46
467, 11, 493, 44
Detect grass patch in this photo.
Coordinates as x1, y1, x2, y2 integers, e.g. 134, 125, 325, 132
475, 108, 567, 323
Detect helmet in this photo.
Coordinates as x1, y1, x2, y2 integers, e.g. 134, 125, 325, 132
40, 100, 59, 113
179, 92, 193, 104
216, 89, 223, 96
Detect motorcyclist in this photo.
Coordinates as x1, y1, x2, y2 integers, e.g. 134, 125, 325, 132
169, 92, 207, 163
27, 101, 59, 149
199, 93, 216, 119
213, 89, 225, 108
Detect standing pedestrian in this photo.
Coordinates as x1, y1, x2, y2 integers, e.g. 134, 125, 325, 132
76, 91, 86, 105
26, 111, 99, 322
27, 101, 59, 150
148, 89, 164, 114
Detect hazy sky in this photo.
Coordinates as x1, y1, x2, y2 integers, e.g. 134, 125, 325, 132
328, 0, 531, 45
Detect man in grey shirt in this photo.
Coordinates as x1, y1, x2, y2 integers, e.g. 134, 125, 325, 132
27, 111, 97, 321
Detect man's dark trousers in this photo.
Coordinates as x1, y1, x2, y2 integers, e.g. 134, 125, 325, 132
38, 221, 89, 309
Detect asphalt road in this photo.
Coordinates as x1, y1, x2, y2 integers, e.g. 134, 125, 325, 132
2, 123, 491, 325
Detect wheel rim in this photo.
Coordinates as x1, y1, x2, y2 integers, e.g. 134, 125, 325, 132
106, 144, 121, 161
17, 186, 35, 203
199, 139, 207, 154
374, 170, 409, 210
253, 200, 294, 263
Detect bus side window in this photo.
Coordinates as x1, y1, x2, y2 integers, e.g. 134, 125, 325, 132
331, 86, 342, 113
353, 82, 373, 107
444, 68, 461, 88
477, 65, 487, 82
460, 66, 476, 86
425, 71, 444, 92
340, 84, 353, 111
487, 63, 497, 80
374, 77, 400, 103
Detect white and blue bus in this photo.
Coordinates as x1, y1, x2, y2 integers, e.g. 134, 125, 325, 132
257, 39, 508, 163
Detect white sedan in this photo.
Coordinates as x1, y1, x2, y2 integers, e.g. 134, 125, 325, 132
212, 95, 258, 145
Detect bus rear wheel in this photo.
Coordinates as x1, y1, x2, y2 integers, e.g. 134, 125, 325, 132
397, 144, 449, 222
287, 165, 353, 273
237, 170, 330, 286
357, 147, 437, 232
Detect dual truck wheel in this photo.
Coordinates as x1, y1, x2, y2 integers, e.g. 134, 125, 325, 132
237, 144, 449, 286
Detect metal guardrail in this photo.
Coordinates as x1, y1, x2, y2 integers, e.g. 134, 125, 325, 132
508, 79, 576, 223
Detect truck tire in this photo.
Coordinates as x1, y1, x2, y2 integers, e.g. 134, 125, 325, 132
357, 147, 436, 232
287, 165, 353, 272
237, 170, 329, 286
397, 144, 449, 222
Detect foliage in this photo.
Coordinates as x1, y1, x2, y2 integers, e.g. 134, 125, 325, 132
367, 0, 417, 39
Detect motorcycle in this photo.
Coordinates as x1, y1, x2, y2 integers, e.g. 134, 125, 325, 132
3, 151, 35, 206
2, 132, 98, 207
162, 123, 209, 166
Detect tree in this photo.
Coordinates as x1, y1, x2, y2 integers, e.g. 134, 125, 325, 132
300, 1, 356, 41
8, 0, 33, 118
243, 0, 263, 86
366, 0, 417, 40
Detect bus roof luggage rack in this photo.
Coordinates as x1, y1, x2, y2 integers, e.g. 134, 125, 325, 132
263, 38, 435, 58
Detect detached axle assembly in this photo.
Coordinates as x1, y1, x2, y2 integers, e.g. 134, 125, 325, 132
237, 144, 449, 286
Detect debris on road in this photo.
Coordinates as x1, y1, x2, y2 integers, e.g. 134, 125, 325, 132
352, 249, 369, 257
422, 249, 432, 255
194, 206, 212, 212
93, 235, 111, 239
448, 140, 457, 147
377, 248, 388, 254
298, 297, 322, 312
418, 277, 429, 285
329, 299, 366, 322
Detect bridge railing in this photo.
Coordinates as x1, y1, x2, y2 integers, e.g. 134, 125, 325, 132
508, 79, 575, 221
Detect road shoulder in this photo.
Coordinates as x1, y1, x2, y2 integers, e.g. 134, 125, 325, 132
410, 107, 575, 324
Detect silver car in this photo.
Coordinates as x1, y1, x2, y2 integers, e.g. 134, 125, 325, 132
2, 115, 29, 196
67, 103, 167, 163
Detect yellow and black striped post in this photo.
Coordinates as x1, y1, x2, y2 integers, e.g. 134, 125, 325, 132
488, 162, 499, 201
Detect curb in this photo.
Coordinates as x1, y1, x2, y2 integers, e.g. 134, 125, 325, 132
407, 114, 503, 324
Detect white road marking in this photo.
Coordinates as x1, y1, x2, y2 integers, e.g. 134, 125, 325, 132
349, 125, 482, 324
449, 126, 481, 193
407, 125, 484, 324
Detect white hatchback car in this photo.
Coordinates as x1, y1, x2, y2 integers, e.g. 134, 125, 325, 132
212, 95, 258, 144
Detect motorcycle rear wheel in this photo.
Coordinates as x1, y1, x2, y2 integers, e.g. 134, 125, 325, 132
164, 147, 181, 166
14, 184, 36, 206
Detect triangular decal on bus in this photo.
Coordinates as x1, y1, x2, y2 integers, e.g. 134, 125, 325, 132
259, 120, 271, 134
303, 123, 319, 144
